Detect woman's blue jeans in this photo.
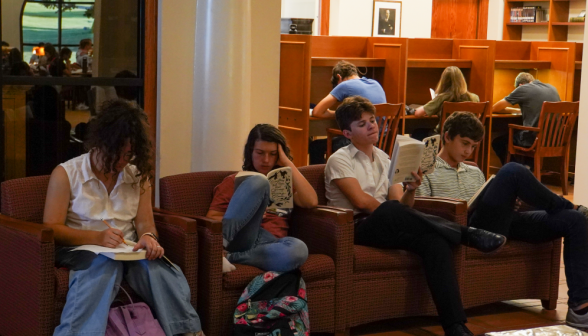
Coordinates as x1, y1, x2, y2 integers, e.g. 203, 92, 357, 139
53, 256, 201, 336
469, 162, 588, 308
223, 174, 308, 272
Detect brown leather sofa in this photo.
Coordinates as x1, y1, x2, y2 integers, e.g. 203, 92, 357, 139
0, 175, 200, 336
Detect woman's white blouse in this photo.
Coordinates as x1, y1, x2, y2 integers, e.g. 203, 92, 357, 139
60, 153, 140, 242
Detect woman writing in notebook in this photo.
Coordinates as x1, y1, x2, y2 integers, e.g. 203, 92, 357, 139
206, 124, 317, 273
412, 66, 479, 140
44, 99, 203, 336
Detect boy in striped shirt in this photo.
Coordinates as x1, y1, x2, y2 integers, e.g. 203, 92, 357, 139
416, 111, 588, 328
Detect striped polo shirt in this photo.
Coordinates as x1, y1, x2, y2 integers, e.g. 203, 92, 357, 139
416, 157, 486, 202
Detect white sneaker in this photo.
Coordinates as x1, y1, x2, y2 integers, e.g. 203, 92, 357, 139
223, 256, 236, 273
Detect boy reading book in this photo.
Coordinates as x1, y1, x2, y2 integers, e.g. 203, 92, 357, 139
324, 96, 506, 336
206, 124, 317, 273
416, 111, 588, 329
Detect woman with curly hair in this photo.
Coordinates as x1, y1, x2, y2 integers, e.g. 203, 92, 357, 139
206, 124, 317, 273
44, 99, 203, 336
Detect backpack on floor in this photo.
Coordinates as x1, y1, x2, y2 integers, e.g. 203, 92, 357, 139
233, 269, 309, 336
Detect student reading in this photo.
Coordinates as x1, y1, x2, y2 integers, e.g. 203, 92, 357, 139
206, 124, 317, 272
43, 100, 203, 336
309, 60, 386, 164
416, 111, 588, 329
413, 66, 479, 141
325, 95, 506, 336
491, 72, 560, 166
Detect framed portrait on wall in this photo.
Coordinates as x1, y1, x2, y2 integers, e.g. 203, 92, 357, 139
372, 0, 402, 37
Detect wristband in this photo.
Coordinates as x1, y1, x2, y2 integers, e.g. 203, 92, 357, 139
141, 232, 158, 241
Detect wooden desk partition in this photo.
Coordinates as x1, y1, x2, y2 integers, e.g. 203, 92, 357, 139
279, 36, 582, 170
279, 35, 408, 166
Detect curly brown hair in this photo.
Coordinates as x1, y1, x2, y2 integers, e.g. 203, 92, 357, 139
242, 124, 292, 172
442, 111, 484, 144
85, 99, 153, 189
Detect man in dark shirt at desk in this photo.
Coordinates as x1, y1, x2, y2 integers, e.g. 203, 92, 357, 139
491, 72, 560, 165
309, 60, 386, 164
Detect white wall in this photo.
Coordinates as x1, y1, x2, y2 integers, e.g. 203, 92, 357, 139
157, 0, 197, 178
281, 0, 320, 35
572, 27, 588, 204
487, 0, 504, 40
2, 0, 25, 48
329, 0, 432, 38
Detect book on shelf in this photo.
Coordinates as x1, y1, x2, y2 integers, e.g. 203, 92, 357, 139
570, 17, 585, 23
235, 167, 293, 209
510, 6, 544, 23
387, 134, 440, 184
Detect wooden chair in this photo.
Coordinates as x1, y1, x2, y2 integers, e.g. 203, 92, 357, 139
440, 101, 491, 173
326, 103, 403, 159
506, 101, 579, 195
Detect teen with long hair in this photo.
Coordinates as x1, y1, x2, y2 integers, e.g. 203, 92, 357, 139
44, 99, 203, 336
413, 66, 479, 140
206, 124, 317, 272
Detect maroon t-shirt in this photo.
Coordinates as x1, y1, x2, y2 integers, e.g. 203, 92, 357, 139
208, 173, 289, 239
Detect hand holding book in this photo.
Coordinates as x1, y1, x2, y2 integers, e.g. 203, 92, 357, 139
403, 168, 423, 192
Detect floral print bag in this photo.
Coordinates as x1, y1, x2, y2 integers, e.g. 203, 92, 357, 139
233, 269, 309, 336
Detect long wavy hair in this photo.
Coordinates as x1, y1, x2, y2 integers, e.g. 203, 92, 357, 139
435, 66, 476, 102
85, 99, 153, 190
242, 124, 292, 172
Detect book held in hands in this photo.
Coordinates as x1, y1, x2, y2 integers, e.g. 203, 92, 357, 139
388, 134, 440, 184
235, 167, 294, 209
72, 243, 146, 261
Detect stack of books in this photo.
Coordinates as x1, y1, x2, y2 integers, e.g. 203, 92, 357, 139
510, 6, 545, 23
570, 10, 586, 22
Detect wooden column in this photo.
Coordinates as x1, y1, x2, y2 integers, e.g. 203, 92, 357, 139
320, 0, 330, 36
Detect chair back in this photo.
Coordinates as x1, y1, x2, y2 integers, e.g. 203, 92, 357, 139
159, 171, 236, 216
536, 101, 579, 153
374, 103, 403, 157
1, 175, 50, 223
298, 165, 327, 205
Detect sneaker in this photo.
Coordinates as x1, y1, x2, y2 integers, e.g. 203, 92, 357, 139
444, 323, 474, 336
567, 307, 588, 328
75, 103, 89, 111
577, 205, 588, 220
223, 256, 236, 273
464, 227, 507, 253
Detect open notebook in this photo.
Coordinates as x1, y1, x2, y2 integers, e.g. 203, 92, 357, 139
72, 242, 146, 261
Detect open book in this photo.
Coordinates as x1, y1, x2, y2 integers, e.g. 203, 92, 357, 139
467, 174, 495, 209
388, 134, 440, 184
235, 167, 293, 209
71, 242, 146, 261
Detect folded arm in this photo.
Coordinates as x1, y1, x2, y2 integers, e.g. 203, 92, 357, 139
492, 99, 514, 113
333, 178, 381, 213
311, 94, 338, 119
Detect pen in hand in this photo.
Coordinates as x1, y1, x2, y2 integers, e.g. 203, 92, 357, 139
101, 218, 130, 246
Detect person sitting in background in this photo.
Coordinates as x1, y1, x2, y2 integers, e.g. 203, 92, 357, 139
309, 60, 386, 164
29, 42, 45, 64
413, 66, 479, 141
206, 124, 316, 273
44, 99, 203, 336
49, 47, 72, 77
326, 96, 506, 336
77, 38, 93, 67
491, 72, 560, 166
416, 111, 588, 329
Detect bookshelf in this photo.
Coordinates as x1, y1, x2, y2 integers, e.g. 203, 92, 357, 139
503, 0, 586, 41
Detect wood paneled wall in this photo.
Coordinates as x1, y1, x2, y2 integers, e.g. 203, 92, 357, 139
432, 0, 489, 39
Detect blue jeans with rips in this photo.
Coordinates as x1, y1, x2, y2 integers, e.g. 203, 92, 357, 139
224, 174, 308, 272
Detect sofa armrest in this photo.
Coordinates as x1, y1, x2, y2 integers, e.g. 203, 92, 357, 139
153, 213, 199, 306
0, 214, 55, 336
414, 197, 468, 226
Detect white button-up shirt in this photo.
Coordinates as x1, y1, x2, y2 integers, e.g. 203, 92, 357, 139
60, 153, 140, 242
325, 144, 391, 214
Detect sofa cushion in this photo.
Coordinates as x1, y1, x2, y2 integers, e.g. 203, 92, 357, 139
353, 245, 423, 273
223, 254, 335, 290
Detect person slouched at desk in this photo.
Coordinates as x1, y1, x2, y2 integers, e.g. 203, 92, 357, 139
413, 66, 479, 141
309, 60, 386, 164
